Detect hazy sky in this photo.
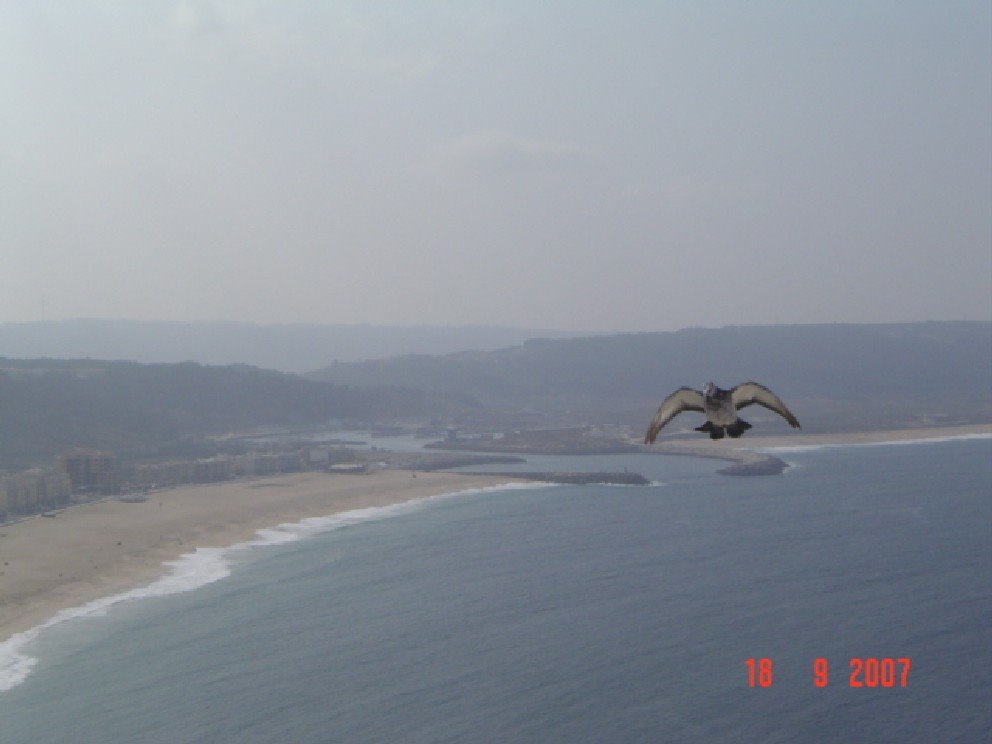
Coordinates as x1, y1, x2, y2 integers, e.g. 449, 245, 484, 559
2, 2, 990, 332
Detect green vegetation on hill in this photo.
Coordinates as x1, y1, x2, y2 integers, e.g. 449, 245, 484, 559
308, 322, 992, 432
1, 322, 987, 467
0, 359, 473, 468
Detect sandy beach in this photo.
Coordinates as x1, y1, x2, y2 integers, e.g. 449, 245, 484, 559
719, 423, 992, 449
2, 424, 989, 646
652, 423, 992, 471
0, 470, 520, 645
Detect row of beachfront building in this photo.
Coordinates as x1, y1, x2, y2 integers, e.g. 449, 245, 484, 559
0, 447, 335, 522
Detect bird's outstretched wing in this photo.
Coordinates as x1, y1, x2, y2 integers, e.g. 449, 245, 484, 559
731, 382, 800, 428
644, 387, 705, 444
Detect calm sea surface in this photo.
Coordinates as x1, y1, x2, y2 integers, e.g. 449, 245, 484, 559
0, 438, 989, 743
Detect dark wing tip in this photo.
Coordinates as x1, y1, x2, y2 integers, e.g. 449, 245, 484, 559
733, 381, 801, 429
644, 387, 703, 445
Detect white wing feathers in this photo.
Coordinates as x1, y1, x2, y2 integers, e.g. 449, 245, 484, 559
731, 382, 801, 428
644, 387, 705, 444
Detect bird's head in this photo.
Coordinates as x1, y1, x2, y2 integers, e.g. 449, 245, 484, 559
703, 382, 718, 397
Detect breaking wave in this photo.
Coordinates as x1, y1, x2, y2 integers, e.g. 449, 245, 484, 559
753, 432, 991, 454
0, 482, 542, 694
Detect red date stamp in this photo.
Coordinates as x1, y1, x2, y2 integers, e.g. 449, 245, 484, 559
745, 657, 911, 687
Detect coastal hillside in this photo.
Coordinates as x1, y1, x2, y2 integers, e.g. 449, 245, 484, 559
0, 359, 473, 468
308, 322, 992, 432
1, 322, 987, 468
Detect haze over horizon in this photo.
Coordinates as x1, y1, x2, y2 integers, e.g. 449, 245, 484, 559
3, 2, 990, 333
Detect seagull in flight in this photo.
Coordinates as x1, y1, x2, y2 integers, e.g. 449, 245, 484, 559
645, 381, 800, 443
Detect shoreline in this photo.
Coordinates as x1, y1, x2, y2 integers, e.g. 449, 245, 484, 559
0, 470, 520, 650
650, 423, 992, 473
1, 423, 988, 669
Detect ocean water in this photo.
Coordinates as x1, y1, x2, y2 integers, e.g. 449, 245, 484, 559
0, 437, 989, 743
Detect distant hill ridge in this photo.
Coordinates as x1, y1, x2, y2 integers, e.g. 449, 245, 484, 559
0, 358, 473, 468
308, 322, 992, 431
0, 319, 587, 373
0, 322, 987, 468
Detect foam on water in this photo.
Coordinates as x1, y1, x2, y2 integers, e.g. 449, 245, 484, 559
752, 431, 991, 454
0, 481, 541, 694
776, 460, 804, 473
604, 480, 667, 488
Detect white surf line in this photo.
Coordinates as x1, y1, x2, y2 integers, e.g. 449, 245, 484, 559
0, 481, 549, 694
749, 432, 991, 454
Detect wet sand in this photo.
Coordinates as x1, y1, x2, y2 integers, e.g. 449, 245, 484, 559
0, 470, 519, 645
